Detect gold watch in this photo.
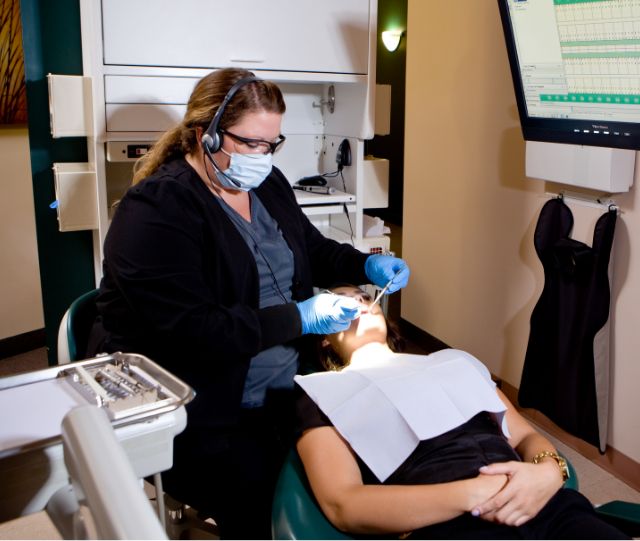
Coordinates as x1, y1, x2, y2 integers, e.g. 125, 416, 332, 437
532, 451, 570, 482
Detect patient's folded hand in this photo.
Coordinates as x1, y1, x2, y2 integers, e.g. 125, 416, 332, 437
467, 473, 509, 515
471, 460, 563, 527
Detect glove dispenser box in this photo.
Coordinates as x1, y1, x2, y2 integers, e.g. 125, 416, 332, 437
52, 163, 98, 232
47, 74, 93, 138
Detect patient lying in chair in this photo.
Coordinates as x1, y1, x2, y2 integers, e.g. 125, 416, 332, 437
294, 285, 629, 539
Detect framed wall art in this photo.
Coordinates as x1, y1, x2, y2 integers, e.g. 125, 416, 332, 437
0, 0, 27, 124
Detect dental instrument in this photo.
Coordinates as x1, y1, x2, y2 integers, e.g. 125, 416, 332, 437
371, 269, 403, 308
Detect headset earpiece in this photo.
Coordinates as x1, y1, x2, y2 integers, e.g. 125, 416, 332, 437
201, 132, 222, 154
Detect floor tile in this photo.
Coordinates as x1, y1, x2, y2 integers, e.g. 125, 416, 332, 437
0, 511, 61, 540
586, 477, 640, 507
0, 347, 49, 377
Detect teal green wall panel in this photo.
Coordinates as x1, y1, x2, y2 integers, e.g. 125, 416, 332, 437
21, 0, 95, 364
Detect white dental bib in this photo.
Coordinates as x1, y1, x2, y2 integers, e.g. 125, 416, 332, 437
295, 348, 509, 481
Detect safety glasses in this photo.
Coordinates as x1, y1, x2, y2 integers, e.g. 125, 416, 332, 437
220, 129, 286, 155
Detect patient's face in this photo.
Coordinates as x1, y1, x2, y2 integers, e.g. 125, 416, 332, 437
326, 286, 388, 357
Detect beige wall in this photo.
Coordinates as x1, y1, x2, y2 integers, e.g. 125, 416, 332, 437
0, 128, 44, 340
403, 1, 640, 463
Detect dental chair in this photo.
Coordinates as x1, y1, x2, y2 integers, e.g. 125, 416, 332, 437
272, 449, 640, 540
272, 450, 352, 540
57, 288, 99, 363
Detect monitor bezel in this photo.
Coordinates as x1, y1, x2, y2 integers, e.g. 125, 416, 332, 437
497, 0, 640, 151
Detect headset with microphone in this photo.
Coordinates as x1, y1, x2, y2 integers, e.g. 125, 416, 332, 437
201, 76, 260, 188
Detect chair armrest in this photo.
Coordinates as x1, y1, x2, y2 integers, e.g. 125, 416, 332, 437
595, 500, 640, 537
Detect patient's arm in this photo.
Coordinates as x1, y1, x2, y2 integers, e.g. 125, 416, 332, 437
297, 425, 508, 535
472, 389, 565, 526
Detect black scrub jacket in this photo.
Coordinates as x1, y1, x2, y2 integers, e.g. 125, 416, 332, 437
88, 158, 370, 431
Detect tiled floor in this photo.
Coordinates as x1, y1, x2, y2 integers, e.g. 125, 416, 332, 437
0, 346, 50, 377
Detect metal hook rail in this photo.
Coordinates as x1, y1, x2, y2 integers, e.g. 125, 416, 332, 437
546, 190, 621, 213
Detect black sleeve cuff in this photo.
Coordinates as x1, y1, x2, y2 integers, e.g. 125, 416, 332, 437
257, 302, 302, 350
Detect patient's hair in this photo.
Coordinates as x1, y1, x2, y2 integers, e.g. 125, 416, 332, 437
319, 285, 404, 371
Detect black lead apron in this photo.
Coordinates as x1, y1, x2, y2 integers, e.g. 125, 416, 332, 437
519, 197, 617, 452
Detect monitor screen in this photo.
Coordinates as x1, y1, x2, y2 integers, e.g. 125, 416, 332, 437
498, 0, 640, 150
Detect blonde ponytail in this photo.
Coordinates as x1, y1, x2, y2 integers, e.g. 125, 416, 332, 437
132, 124, 192, 185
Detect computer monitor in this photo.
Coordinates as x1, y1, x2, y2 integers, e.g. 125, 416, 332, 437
498, 0, 640, 150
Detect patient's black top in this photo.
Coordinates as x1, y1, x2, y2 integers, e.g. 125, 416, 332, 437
294, 386, 629, 539
295, 386, 519, 485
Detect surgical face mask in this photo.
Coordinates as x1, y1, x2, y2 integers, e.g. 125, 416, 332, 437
214, 149, 273, 191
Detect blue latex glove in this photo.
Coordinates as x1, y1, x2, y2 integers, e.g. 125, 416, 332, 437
297, 293, 361, 335
365, 254, 410, 294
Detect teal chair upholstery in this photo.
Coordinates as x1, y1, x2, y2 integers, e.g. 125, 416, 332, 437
595, 500, 640, 537
57, 288, 99, 363
272, 449, 352, 540
273, 449, 639, 540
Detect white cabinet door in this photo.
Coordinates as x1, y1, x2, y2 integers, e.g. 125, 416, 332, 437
102, 0, 371, 75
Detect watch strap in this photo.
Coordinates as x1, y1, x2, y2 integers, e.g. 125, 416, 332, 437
531, 450, 570, 482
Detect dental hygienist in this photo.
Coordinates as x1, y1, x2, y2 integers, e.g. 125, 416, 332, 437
86, 68, 410, 539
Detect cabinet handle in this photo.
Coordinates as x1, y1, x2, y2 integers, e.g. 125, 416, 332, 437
230, 58, 265, 63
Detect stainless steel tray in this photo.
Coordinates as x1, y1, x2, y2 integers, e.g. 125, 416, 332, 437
0, 352, 194, 458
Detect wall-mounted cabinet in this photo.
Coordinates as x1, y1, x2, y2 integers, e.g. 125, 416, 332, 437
101, 0, 370, 75
49, 0, 386, 281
